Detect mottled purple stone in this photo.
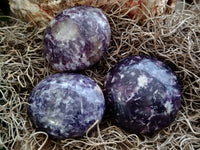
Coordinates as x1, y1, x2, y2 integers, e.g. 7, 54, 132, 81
27, 73, 105, 140
104, 55, 181, 136
43, 6, 111, 71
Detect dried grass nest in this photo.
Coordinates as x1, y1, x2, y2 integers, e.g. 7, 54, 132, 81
0, 2, 200, 150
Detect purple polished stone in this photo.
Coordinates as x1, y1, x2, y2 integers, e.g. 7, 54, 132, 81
104, 55, 181, 136
27, 73, 105, 140
43, 6, 111, 71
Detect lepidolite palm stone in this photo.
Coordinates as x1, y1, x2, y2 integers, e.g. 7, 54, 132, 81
27, 73, 105, 139
43, 6, 111, 71
104, 55, 181, 135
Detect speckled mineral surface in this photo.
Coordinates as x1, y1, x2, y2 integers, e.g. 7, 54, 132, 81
27, 73, 105, 139
43, 5, 111, 71
104, 55, 181, 136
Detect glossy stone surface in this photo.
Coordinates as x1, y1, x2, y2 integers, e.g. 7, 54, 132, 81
104, 55, 181, 136
43, 6, 111, 71
27, 73, 105, 140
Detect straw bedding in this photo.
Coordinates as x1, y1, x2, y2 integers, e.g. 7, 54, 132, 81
0, 1, 200, 150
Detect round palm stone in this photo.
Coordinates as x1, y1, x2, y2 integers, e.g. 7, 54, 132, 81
27, 73, 105, 139
104, 55, 181, 136
43, 6, 111, 71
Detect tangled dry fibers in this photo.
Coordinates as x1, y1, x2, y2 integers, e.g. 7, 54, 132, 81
0, 2, 200, 150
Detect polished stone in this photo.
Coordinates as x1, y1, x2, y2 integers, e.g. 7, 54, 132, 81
104, 55, 181, 136
44, 6, 111, 71
27, 73, 105, 139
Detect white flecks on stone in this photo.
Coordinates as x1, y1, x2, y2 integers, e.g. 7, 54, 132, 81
93, 12, 107, 28
49, 80, 57, 85
41, 113, 63, 128
137, 74, 148, 88
60, 82, 69, 88
80, 99, 84, 114
152, 90, 159, 99
164, 101, 173, 114
131, 72, 135, 76
119, 66, 123, 71
125, 92, 135, 102
52, 19, 79, 42
48, 119, 56, 125
79, 52, 91, 66
111, 76, 117, 84
153, 89, 158, 95
119, 73, 124, 79
117, 94, 122, 102
60, 128, 65, 134
149, 109, 155, 119
134, 97, 141, 102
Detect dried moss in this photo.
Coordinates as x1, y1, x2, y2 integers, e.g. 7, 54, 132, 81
0, 2, 200, 150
